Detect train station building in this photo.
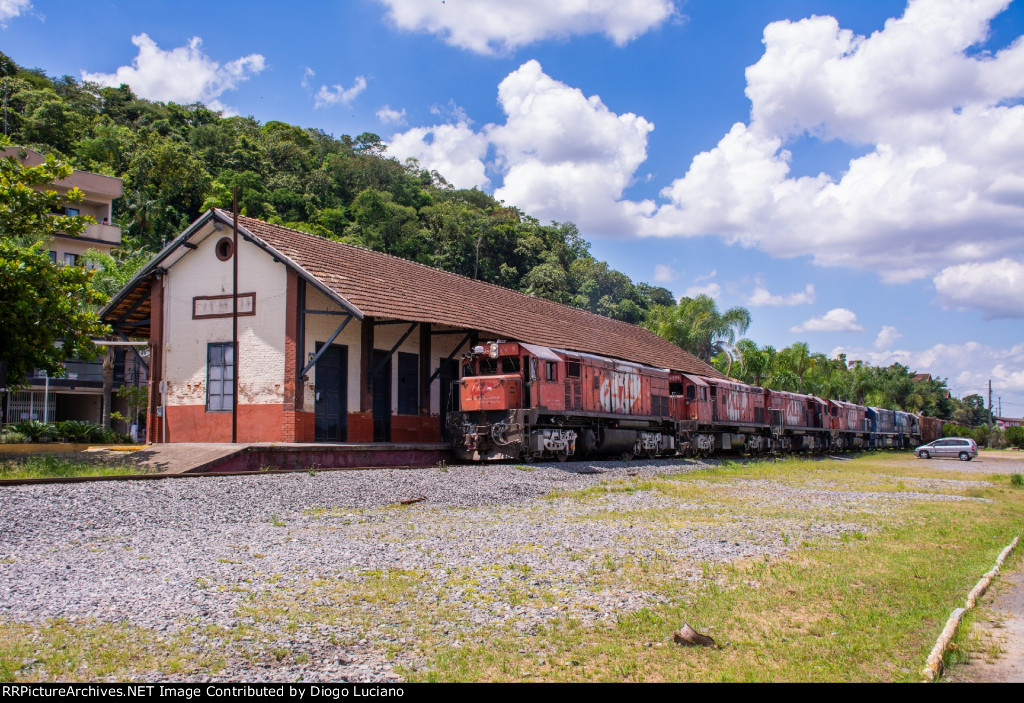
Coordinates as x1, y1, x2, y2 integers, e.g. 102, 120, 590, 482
102, 209, 721, 445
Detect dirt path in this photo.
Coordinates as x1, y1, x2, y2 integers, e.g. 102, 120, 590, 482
947, 553, 1024, 683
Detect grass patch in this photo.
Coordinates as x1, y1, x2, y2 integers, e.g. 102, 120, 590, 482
403, 455, 1024, 682
0, 456, 151, 480
0, 619, 222, 682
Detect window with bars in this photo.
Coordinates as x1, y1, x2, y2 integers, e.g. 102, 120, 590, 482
206, 343, 234, 412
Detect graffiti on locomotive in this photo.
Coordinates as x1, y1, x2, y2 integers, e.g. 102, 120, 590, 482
599, 370, 640, 413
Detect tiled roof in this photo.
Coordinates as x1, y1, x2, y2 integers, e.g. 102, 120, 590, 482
232, 213, 724, 378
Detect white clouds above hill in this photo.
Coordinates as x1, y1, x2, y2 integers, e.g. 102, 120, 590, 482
378, 0, 676, 55
388, 0, 1024, 320
641, 0, 1024, 297
82, 34, 264, 114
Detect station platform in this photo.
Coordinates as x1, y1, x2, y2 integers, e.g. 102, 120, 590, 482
133, 441, 452, 474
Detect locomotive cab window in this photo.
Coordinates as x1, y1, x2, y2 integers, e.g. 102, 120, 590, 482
686, 385, 696, 401
479, 357, 499, 375
566, 361, 581, 378
501, 357, 521, 373
545, 362, 557, 382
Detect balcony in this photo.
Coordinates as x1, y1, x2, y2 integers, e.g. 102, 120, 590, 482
82, 222, 122, 246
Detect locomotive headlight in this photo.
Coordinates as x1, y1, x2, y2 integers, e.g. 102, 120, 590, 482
488, 342, 499, 359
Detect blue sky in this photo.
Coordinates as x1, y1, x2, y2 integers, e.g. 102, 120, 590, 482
3, 0, 1023, 413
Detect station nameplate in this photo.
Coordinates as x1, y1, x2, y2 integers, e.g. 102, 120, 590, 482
193, 293, 256, 319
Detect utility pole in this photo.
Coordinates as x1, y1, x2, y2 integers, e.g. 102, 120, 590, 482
232, 187, 239, 444
988, 379, 993, 441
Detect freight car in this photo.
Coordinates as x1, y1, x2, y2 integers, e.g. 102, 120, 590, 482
446, 341, 930, 462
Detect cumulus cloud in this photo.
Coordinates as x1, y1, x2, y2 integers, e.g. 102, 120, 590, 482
387, 60, 654, 230
746, 280, 815, 306
790, 308, 864, 333
81, 34, 265, 113
875, 325, 902, 350
653, 264, 679, 283
376, 105, 407, 125
0, 0, 31, 25
378, 0, 676, 55
489, 60, 656, 235
383, 2, 1024, 319
387, 121, 489, 189
933, 258, 1024, 319
684, 282, 722, 299
637, 0, 1024, 312
314, 76, 367, 108
834, 341, 1024, 396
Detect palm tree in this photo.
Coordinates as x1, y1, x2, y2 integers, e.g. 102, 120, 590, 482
644, 295, 751, 362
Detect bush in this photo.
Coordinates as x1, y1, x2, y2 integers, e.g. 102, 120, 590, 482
1006, 426, 1024, 449
972, 425, 991, 448
1012, 474, 1023, 487
11, 420, 54, 442
0, 430, 29, 444
942, 423, 971, 438
55, 420, 103, 443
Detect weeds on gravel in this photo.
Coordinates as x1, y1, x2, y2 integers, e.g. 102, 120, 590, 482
0, 619, 222, 682
400, 454, 1024, 682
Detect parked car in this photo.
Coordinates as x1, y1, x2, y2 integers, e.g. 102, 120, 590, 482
915, 437, 978, 461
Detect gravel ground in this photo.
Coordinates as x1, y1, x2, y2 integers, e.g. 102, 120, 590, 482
0, 454, 1002, 682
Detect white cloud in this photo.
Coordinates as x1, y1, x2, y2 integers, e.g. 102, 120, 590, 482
81, 34, 265, 113
386, 60, 654, 228
746, 280, 815, 306
653, 264, 679, 283
933, 258, 1024, 319
379, 0, 676, 55
636, 0, 1024, 317
790, 308, 864, 333
376, 105, 407, 125
489, 60, 656, 235
301, 67, 315, 89
0, 0, 31, 25
313, 76, 367, 108
683, 282, 722, 299
387, 121, 489, 189
834, 341, 1024, 397
875, 325, 902, 350
380, 3, 1024, 319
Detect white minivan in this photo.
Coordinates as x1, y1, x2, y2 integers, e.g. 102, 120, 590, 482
915, 437, 978, 461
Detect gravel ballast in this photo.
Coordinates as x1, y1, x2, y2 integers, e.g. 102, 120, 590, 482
0, 456, 995, 682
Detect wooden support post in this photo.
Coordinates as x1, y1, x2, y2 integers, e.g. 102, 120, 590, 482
419, 322, 431, 414
360, 316, 374, 412
147, 273, 164, 443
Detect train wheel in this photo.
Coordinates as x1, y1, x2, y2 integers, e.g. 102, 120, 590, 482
555, 450, 569, 462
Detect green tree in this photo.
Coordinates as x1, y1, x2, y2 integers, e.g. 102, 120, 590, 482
0, 144, 108, 386
644, 295, 751, 362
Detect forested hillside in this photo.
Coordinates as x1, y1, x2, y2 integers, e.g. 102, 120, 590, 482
0, 50, 672, 326
1, 50, 974, 422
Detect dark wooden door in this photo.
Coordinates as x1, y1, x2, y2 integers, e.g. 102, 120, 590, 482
372, 350, 391, 442
315, 343, 348, 442
439, 358, 459, 441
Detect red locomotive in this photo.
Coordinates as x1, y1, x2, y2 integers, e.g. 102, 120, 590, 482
447, 341, 933, 462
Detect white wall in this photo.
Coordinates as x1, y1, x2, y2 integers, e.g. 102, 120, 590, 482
163, 232, 287, 407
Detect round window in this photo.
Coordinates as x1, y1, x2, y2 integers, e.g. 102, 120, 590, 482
215, 237, 234, 261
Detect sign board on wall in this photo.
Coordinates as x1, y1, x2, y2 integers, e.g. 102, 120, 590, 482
192, 293, 256, 319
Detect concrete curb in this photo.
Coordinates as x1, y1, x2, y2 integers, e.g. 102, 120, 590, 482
922, 534, 1021, 682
